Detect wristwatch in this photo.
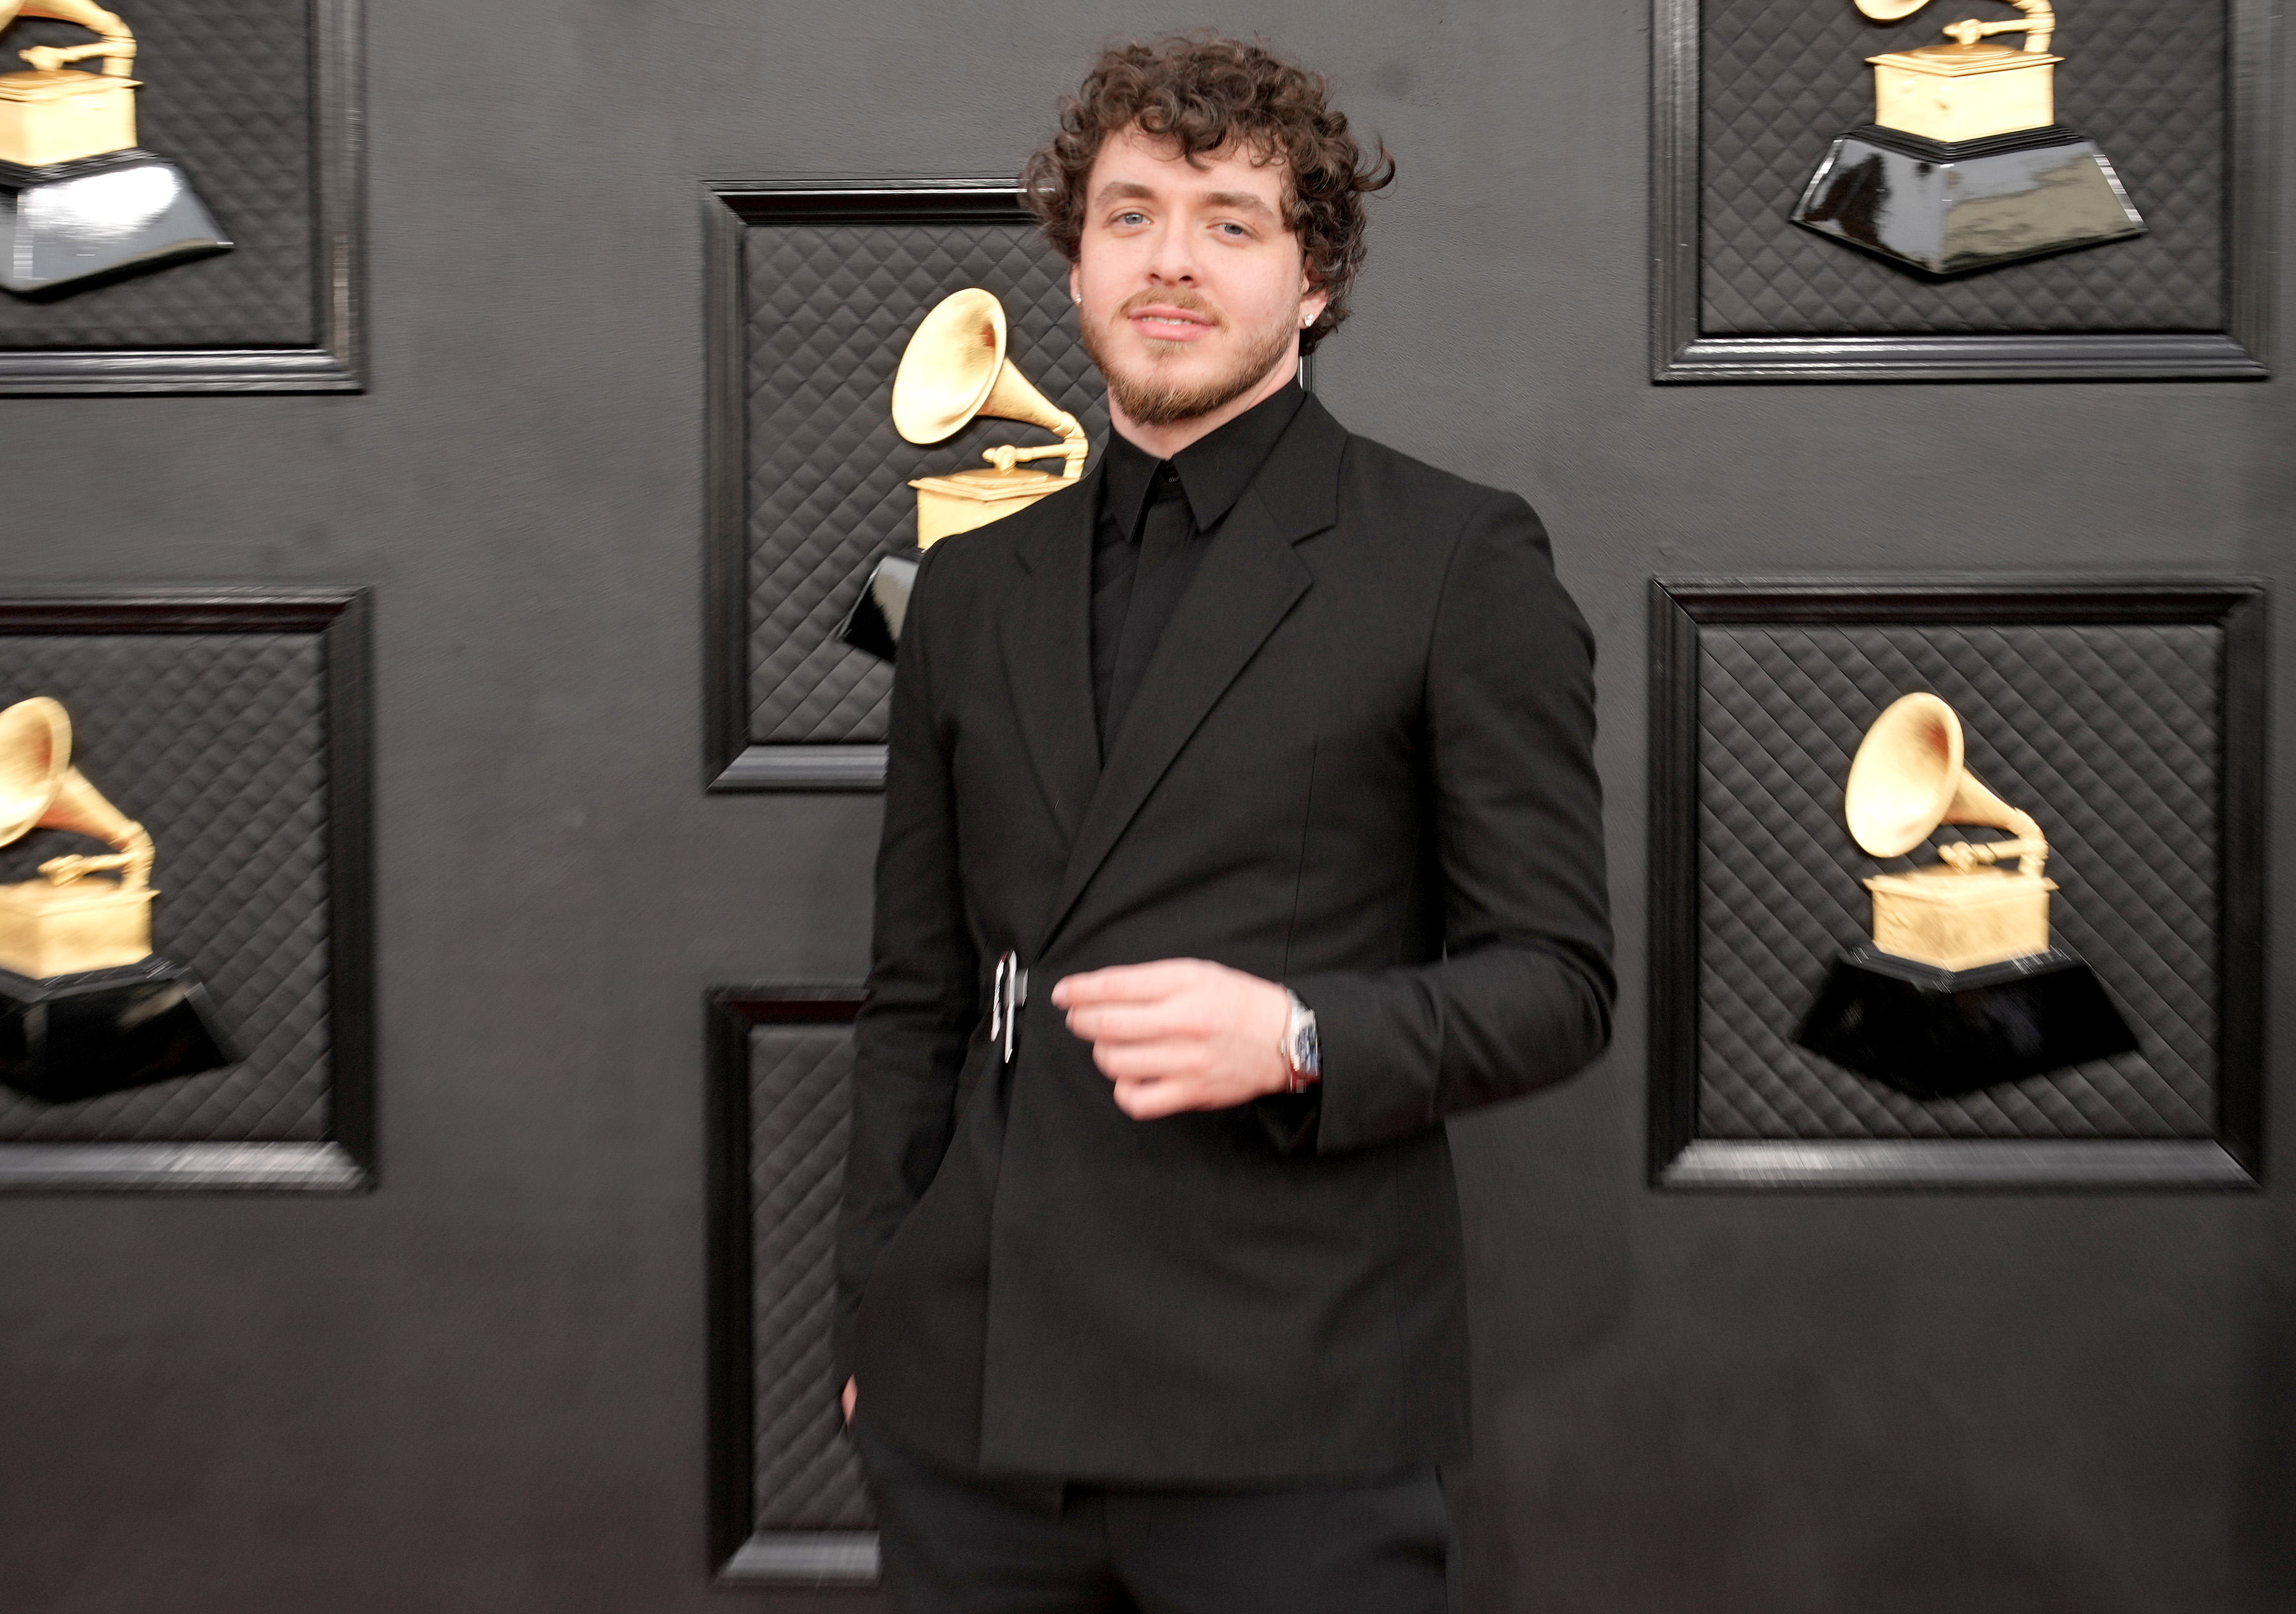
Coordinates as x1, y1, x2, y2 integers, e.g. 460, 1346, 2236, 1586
1280, 989, 1321, 1093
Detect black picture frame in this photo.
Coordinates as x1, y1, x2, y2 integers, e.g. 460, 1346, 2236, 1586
0, 0, 364, 394
705, 981, 877, 1587
1648, 576, 2266, 1190
701, 181, 1317, 794
1649, 0, 2275, 382
702, 181, 1029, 793
0, 587, 375, 1191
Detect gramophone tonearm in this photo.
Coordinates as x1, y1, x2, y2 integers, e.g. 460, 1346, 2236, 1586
1854, 0, 2055, 54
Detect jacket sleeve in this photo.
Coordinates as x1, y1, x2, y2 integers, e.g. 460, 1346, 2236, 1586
833, 546, 978, 1379
1285, 492, 1614, 1154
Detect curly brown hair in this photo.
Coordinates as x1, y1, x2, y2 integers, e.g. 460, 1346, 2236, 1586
1020, 35, 1394, 356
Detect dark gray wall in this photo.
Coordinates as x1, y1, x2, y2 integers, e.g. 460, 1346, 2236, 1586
2, 1, 2290, 1610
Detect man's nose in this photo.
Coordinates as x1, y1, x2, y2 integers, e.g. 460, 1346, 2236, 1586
1143, 221, 1198, 284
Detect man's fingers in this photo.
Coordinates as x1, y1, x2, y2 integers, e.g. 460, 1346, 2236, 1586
1091, 1039, 1211, 1082
1111, 1075, 1204, 1120
1051, 959, 1205, 1008
1064, 998, 1207, 1045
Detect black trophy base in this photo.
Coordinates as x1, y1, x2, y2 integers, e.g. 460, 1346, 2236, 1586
0, 148, 232, 296
1796, 945, 2138, 1100
1791, 123, 2145, 276
0, 955, 240, 1105
835, 549, 921, 663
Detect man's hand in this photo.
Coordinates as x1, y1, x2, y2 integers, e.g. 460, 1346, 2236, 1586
1051, 959, 1292, 1119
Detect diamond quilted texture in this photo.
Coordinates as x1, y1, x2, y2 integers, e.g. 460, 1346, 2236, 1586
745, 220, 1108, 744
0, 634, 331, 1143
0, 0, 315, 348
1696, 622, 2220, 1140
749, 1023, 873, 1531
1700, 0, 2225, 334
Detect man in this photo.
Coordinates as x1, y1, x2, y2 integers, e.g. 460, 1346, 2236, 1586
836, 34, 1613, 1613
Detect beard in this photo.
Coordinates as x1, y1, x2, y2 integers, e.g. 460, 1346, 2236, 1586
1080, 290, 1297, 429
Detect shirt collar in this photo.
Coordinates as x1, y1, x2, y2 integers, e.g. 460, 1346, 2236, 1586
1098, 380, 1309, 539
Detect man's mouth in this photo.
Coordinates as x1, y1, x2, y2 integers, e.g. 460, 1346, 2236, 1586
1126, 304, 1216, 340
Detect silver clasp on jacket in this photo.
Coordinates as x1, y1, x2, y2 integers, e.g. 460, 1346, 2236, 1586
989, 950, 1028, 1064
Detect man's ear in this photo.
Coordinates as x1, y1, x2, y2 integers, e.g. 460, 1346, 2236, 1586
1300, 276, 1331, 327
1070, 262, 1082, 306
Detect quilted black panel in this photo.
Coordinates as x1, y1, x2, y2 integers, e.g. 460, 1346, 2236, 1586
749, 1023, 872, 1531
744, 220, 1108, 744
0, 634, 330, 1142
0, 0, 314, 349
1701, 0, 2225, 334
1697, 623, 2219, 1139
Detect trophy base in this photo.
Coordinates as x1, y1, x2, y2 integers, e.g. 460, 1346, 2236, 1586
909, 467, 1072, 548
835, 549, 920, 662
1796, 945, 2138, 1099
1791, 123, 2145, 276
0, 955, 239, 1105
0, 149, 232, 295
1863, 866, 2054, 973
0, 875, 154, 978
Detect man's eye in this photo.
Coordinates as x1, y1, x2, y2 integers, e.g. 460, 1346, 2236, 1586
1216, 222, 1249, 237
1115, 211, 1147, 226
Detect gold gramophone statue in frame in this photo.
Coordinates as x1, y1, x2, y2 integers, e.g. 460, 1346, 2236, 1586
0, 694, 156, 976
0, 696, 235, 1103
0, 0, 232, 295
1790, 0, 2145, 276
1845, 692, 2054, 971
839, 287, 1093, 661
893, 287, 1089, 549
1795, 692, 2136, 1098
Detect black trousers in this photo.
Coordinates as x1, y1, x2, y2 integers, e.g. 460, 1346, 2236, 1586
855, 1419, 1457, 1614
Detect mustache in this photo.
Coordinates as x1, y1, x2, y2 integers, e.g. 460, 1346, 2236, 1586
1114, 290, 1221, 325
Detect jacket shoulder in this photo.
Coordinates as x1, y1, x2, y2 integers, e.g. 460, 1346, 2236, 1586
1320, 433, 1547, 592
1332, 431, 1536, 530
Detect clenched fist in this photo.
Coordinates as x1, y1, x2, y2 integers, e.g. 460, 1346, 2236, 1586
1050, 959, 1293, 1119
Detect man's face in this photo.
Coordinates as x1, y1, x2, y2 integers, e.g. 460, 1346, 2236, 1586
1071, 126, 1329, 430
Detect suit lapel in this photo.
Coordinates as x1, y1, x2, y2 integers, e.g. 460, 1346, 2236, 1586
997, 471, 1102, 851
1037, 397, 1346, 953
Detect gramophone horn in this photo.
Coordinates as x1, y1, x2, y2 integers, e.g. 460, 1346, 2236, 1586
892, 288, 1007, 444
1844, 692, 1963, 858
891, 288, 1083, 449
0, 695, 153, 889
1844, 692, 2046, 876
0, 696, 71, 846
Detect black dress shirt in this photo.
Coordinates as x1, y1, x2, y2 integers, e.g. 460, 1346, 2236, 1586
1090, 382, 1308, 756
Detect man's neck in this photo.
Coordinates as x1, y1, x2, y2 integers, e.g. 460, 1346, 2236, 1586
1107, 352, 1302, 461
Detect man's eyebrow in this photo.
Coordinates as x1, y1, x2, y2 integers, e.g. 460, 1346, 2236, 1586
1199, 190, 1278, 218
1092, 180, 1159, 207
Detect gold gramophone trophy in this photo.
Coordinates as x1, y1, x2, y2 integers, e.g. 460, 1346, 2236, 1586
839, 287, 1092, 659
895, 288, 1088, 548
0, 0, 232, 295
1790, 0, 2145, 275
1794, 692, 2135, 1097
0, 696, 235, 1103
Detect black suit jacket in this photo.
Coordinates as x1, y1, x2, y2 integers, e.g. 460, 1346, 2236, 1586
837, 394, 1613, 1483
